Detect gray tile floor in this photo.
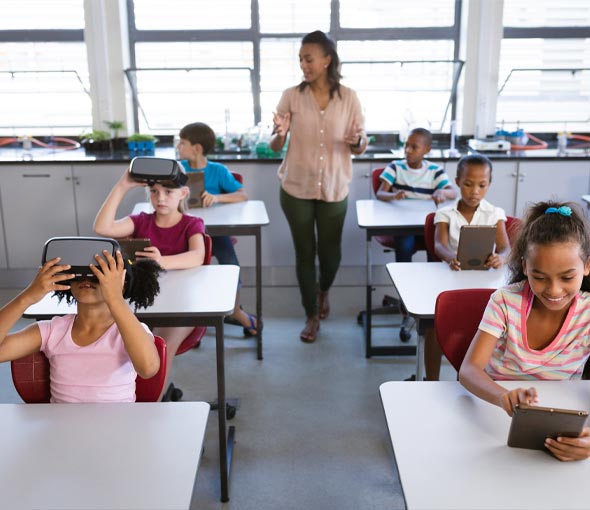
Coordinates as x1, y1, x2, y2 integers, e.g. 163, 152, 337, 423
0, 285, 456, 510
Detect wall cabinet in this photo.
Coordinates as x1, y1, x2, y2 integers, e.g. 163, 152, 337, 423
0, 158, 588, 272
0, 165, 77, 268
72, 164, 147, 236
514, 161, 590, 217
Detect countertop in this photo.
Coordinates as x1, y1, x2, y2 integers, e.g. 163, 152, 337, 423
0, 144, 588, 164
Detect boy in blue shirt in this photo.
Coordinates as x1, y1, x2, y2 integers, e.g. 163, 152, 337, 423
177, 122, 260, 336
376, 127, 457, 262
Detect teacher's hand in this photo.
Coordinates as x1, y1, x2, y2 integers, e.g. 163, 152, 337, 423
273, 112, 290, 137
345, 122, 364, 148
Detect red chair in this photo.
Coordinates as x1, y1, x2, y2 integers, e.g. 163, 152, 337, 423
425, 213, 521, 262
434, 288, 494, 373
11, 335, 168, 403
175, 232, 213, 356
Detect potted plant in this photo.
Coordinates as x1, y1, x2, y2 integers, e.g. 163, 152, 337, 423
127, 133, 158, 154
80, 129, 111, 152
105, 120, 126, 151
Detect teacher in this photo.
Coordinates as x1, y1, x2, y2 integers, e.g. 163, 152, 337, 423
270, 30, 367, 343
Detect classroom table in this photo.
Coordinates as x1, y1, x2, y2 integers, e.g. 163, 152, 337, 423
356, 199, 437, 357
0, 401, 209, 510
24, 265, 238, 503
386, 262, 508, 380
380, 380, 590, 510
133, 200, 270, 360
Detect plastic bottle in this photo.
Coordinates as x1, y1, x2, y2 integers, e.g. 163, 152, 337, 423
21, 135, 33, 160
557, 132, 567, 156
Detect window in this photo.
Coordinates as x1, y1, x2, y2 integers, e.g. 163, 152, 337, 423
498, 0, 590, 132
128, 0, 460, 136
0, 0, 89, 136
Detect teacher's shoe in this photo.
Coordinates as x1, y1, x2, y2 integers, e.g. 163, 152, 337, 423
300, 315, 320, 343
318, 289, 330, 320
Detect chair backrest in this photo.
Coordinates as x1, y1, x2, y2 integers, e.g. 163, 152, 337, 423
371, 167, 385, 196
424, 212, 441, 262
11, 335, 168, 403
231, 171, 243, 184
505, 216, 521, 245
434, 288, 495, 372
202, 232, 213, 265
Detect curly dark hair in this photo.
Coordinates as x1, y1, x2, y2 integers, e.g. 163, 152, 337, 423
508, 200, 590, 291
54, 258, 164, 311
297, 30, 342, 99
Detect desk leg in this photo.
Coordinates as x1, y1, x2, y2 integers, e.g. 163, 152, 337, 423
415, 318, 424, 382
215, 319, 234, 502
365, 233, 373, 358
255, 228, 263, 360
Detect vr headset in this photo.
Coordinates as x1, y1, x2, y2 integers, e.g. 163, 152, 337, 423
128, 156, 188, 187
42, 237, 121, 281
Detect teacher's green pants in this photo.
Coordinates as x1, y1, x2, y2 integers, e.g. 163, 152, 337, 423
280, 187, 348, 317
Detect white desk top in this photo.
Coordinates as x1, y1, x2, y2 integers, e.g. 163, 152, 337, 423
582, 195, 590, 205
0, 402, 209, 510
380, 381, 590, 510
356, 199, 437, 229
386, 262, 508, 318
132, 200, 269, 227
25, 265, 239, 318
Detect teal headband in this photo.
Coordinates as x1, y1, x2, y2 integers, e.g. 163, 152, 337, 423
545, 206, 572, 217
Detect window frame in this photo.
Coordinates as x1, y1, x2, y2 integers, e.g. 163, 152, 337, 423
125, 0, 462, 133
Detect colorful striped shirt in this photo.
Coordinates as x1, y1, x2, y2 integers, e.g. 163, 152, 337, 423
379, 159, 450, 200
479, 281, 590, 380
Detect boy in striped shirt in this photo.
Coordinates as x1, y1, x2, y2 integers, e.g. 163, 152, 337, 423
376, 127, 456, 262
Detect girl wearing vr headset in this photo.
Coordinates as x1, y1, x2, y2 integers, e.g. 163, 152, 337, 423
94, 166, 206, 401
0, 249, 162, 403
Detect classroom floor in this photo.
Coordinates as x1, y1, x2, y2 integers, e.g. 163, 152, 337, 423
0, 284, 456, 510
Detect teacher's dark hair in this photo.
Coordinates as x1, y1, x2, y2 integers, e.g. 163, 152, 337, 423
298, 30, 342, 99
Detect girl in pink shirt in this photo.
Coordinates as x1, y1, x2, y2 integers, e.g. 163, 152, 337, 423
0, 249, 162, 403
94, 168, 206, 400
460, 201, 590, 461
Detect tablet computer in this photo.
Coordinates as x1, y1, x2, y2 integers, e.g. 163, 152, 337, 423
507, 403, 588, 451
118, 238, 151, 263
186, 172, 205, 208
456, 225, 497, 270
42, 237, 119, 277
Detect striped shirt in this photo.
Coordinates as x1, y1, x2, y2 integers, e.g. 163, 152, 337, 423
379, 159, 450, 200
479, 281, 590, 380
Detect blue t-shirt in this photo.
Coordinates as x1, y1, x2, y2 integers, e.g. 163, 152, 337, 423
180, 160, 242, 195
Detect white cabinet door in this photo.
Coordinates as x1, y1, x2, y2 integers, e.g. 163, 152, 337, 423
1, 165, 77, 268
72, 164, 147, 236
515, 161, 590, 218
217, 161, 280, 267
444, 160, 519, 216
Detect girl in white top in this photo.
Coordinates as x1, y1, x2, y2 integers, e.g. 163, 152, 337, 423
425, 154, 511, 381
434, 154, 510, 270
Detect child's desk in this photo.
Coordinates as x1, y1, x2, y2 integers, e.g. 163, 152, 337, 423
24, 265, 238, 503
0, 401, 209, 510
380, 380, 590, 510
386, 262, 508, 380
356, 199, 437, 357
133, 200, 269, 360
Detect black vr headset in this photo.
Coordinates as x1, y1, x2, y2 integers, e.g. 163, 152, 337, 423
128, 156, 188, 187
42, 237, 121, 281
